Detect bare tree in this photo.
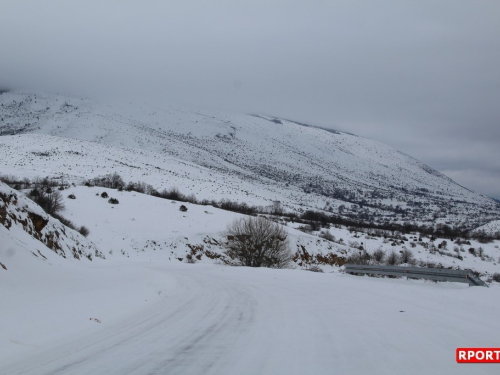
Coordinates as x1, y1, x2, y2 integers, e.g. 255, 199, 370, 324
109, 173, 125, 189
30, 188, 65, 215
224, 216, 292, 268
44, 190, 65, 215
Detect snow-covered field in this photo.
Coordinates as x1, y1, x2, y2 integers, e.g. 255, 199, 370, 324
1, 243, 500, 375
474, 220, 500, 236
4, 182, 498, 275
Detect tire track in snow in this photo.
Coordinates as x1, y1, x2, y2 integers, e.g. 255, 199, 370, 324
0, 265, 257, 375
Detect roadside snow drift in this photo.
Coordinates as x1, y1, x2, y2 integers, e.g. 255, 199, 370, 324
1, 260, 499, 375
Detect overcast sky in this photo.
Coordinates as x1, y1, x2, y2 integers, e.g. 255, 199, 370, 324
1, 1, 499, 198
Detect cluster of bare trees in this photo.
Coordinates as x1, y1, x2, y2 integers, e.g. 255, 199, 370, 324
29, 187, 65, 215
347, 248, 415, 266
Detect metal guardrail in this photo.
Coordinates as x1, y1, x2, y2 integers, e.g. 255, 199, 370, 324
344, 264, 489, 287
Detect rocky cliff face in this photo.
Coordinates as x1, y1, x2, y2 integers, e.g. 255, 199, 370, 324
0, 182, 103, 261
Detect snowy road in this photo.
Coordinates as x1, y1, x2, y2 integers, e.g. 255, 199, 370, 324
1, 263, 499, 375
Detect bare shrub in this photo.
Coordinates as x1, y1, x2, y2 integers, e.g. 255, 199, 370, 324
319, 231, 335, 241
400, 249, 414, 264
492, 273, 500, 283
348, 241, 360, 249
386, 250, 400, 265
346, 251, 371, 265
372, 248, 386, 263
306, 265, 324, 273
78, 226, 90, 237
52, 213, 76, 230
85, 173, 125, 189
224, 216, 292, 268
162, 186, 184, 201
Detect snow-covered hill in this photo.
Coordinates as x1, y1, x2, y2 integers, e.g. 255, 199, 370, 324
3, 181, 498, 276
1, 90, 498, 228
474, 220, 500, 236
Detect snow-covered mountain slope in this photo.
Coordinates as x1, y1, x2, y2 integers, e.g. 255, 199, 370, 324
3, 183, 495, 275
43, 185, 351, 267
474, 220, 500, 236
0, 182, 103, 265
1, 90, 499, 227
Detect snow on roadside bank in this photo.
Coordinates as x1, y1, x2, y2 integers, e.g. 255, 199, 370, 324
57, 185, 351, 267
1, 260, 499, 375
0, 182, 103, 263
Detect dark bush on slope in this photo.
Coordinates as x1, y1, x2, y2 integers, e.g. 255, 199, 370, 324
78, 226, 90, 237
224, 216, 292, 269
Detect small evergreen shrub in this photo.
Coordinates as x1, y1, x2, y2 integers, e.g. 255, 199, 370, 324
101, 192, 109, 198
67, 194, 76, 199
179, 205, 188, 212
108, 198, 119, 204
